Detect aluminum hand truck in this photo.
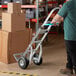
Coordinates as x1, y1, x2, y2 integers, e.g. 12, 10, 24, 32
13, 7, 60, 69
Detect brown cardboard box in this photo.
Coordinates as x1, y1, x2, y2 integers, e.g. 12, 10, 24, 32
21, 9, 26, 14
2, 13, 26, 32
0, 29, 32, 63
0, 9, 2, 19
0, 9, 7, 19
8, 3, 21, 14
9, 29, 32, 63
0, 30, 2, 58
29, 28, 32, 41
0, 30, 10, 63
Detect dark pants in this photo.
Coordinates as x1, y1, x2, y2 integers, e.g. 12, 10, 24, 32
65, 40, 76, 71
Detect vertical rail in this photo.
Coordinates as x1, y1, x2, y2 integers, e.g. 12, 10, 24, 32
36, 0, 39, 33
45, 0, 48, 16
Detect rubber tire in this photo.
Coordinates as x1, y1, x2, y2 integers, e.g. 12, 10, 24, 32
18, 57, 29, 69
33, 53, 42, 65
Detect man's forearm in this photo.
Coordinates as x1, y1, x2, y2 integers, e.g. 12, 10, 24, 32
51, 14, 63, 24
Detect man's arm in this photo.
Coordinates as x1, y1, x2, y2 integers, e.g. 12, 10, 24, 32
51, 14, 63, 24
51, 2, 68, 24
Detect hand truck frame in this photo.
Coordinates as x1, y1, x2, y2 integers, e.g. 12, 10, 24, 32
13, 7, 60, 69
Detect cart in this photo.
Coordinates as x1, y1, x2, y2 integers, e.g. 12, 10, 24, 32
13, 7, 60, 69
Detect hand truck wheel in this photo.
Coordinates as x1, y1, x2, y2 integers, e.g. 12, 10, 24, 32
18, 57, 29, 69
33, 53, 42, 65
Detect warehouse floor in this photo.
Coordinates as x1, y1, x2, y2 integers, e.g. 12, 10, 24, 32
0, 34, 68, 76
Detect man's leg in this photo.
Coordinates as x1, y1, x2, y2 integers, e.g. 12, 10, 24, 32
65, 40, 76, 76
68, 41, 76, 74
60, 40, 73, 74
66, 40, 73, 70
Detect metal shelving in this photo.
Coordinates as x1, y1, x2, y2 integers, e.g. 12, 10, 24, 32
0, 0, 58, 32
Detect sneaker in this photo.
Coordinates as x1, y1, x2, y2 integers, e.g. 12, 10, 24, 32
60, 68, 73, 75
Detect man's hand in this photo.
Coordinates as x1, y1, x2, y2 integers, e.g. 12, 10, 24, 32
51, 14, 63, 25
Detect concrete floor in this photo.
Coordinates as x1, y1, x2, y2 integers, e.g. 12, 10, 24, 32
0, 34, 68, 76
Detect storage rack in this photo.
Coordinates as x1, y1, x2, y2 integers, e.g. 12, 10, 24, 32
0, 0, 58, 32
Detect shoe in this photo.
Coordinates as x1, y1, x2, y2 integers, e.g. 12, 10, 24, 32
60, 68, 73, 75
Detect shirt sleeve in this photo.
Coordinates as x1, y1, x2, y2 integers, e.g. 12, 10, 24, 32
58, 3, 68, 18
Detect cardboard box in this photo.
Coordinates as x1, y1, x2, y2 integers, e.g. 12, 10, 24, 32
8, 3, 21, 14
0, 30, 2, 58
0, 9, 7, 19
0, 9, 2, 19
2, 13, 26, 32
0, 29, 32, 64
0, 30, 10, 63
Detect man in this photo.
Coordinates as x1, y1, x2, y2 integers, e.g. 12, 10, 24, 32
51, 0, 76, 76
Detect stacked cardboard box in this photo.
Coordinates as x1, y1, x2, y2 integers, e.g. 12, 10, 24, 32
0, 29, 32, 63
0, 9, 7, 20
0, 3, 32, 64
0, 9, 2, 19
2, 13, 25, 32
2, 3, 25, 32
8, 3, 21, 14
